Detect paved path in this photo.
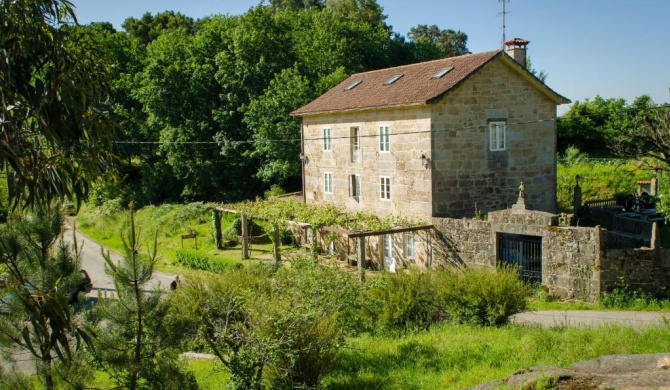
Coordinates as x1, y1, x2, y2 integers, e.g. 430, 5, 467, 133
64, 221, 176, 296
512, 310, 669, 329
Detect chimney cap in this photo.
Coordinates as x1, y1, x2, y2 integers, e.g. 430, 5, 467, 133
504, 38, 530, 47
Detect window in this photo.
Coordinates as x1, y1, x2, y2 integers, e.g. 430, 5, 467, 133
384, 74, 403, 85
404, 232, 415, 259
323, 127, 332, 151
379, 125, 390, 152
350, 127, 360, 162
380, 176, 391, 200
489, 120, 507, 151
432, 67, 454, 79
344, 80, 362, 90
324, 172, 333, 194
349, 174, 361, 201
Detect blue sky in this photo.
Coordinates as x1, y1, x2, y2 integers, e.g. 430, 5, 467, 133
71, 0, 670, 113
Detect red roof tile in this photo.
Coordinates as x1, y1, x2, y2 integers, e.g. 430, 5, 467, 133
291, 50, 568, 116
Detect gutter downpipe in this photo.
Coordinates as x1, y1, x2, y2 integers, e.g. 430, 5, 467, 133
300, 119, 306, 203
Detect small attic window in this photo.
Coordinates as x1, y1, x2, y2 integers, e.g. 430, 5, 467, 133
344, 80, 362, 91
384, 74, 403, 85
432, 67, 454, 79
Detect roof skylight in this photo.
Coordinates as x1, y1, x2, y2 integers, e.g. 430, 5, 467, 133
432, 67, 454, 79
384, 74, 403, 85
344, 80, 362, 90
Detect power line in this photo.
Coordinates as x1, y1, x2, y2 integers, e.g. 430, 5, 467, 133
111, 103, 670, 147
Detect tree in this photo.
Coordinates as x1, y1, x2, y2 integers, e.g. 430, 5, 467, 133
0, 0, 116, 209
612, 103, 670, 172
0, 209, 93, 390
557, 95, 640, 157
408, 24, 469, 58
93, 203, 197, 390
526, 56, 548, 83
325, 0, 387, 26
243, 68, 311, 186
122, 11, 195, 46
270, 0, 324, 10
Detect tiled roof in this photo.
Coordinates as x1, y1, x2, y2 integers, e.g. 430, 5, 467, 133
505, 37, 530, 46
291, 50, 569, 116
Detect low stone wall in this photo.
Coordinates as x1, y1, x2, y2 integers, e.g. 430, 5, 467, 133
431, 217, 492, 268
543, 226, 603, 300
434, 207, 605, 301
289, 210, 670, 301
600, 248, 670, 295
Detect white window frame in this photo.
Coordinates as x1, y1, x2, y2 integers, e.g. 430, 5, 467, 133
350, 127, 360, 162
323, 127, 332, 151
349, 174, 361, 201
404, 232, 415, 259
489, 120, 507, 151
324, 172, 333, 194
380, 176, 391, 200
379, 125, 390, 152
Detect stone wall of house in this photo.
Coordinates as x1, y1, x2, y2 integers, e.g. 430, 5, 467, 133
301, 106, 433, 222
431, 58, 558, 218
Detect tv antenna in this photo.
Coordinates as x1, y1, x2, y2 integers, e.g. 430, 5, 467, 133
498, 0, 510, 49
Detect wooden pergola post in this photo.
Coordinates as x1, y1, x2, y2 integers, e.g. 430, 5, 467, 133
357, 236, 365, 282
241, 213, 249, 259
273, 224, 281, 266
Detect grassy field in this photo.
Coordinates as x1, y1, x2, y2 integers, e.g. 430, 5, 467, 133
158, 323, 670, 390
74, 202, 298, 274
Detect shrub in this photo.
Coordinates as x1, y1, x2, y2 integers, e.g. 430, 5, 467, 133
363, 266, 528, 330
171, 261, 353, 390
363, 271, 448, 331
175, 249, 242, 273
444, 266, 528, 326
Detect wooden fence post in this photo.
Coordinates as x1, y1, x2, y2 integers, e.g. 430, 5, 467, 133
241, 214, 249, 259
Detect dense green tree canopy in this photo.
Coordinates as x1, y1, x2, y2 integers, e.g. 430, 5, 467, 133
122, 11, 195, 45
408, 24, 469, 58
557, 95, 655, 157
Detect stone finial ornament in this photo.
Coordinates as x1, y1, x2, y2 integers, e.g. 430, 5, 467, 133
518, 181, 526, 199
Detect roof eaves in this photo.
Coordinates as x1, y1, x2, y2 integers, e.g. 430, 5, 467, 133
291, 102, 429, 117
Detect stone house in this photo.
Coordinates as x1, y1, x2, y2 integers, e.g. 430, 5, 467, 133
292, 39, 569, 222
290, 40, 571, 273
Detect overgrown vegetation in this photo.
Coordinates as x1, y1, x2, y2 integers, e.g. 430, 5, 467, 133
556, 147, 657, 212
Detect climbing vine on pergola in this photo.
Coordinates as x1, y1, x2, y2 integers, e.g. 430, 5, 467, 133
213, 198, 430, 279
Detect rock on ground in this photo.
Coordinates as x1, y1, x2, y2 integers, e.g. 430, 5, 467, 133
470, 353, 670, 390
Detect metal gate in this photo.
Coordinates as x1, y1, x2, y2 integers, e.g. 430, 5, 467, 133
498, 233, 542, 284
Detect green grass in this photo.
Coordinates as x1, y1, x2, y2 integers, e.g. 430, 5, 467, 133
186, 358, 230, 389
165, 323, 670, 390
323, 323, 670, 389
556, 159, 653, 212
74, 202, 297, 274
89, 356, 229, 389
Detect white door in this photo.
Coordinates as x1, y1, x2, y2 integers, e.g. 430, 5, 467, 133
383, 235, 396, 273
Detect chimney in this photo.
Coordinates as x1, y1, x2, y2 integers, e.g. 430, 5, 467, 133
504, 38, 530, 69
